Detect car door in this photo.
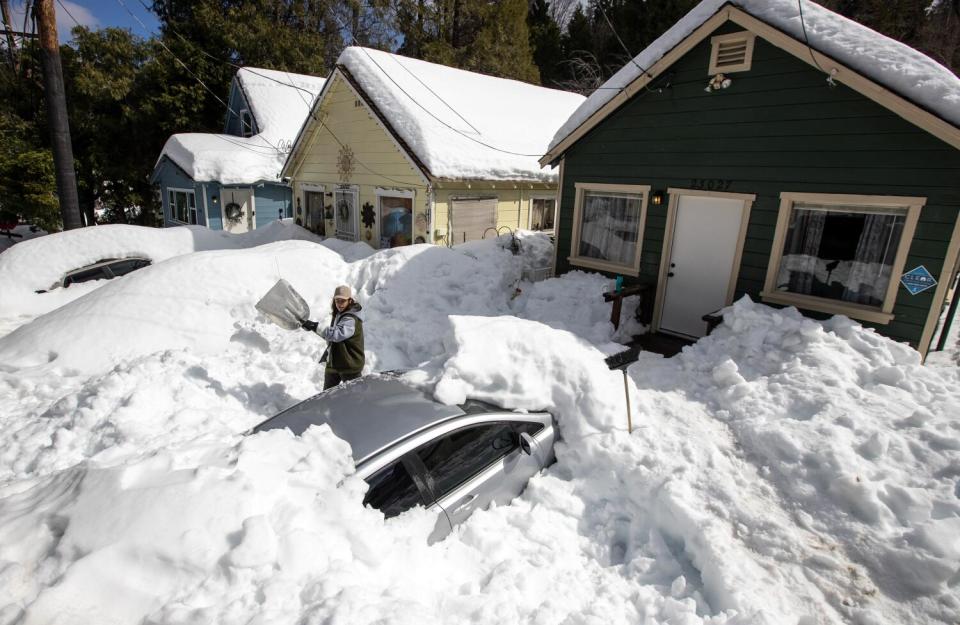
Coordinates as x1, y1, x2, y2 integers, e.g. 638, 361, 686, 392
361, 456, 432, 519
415, 420, 547, 528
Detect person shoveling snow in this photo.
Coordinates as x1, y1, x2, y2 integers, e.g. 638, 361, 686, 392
300, 285, 366, 390
256, 281, 367, 391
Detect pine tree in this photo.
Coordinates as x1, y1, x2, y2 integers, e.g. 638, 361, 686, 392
529, 0, 564, 87
397, 0, 541, 83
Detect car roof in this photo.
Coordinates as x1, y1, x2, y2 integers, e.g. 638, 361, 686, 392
253, 374, 468, 463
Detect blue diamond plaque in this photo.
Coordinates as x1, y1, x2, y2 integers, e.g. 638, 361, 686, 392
900, 265, 938, 295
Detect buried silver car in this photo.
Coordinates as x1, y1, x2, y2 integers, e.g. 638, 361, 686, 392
252, 374, 556, 537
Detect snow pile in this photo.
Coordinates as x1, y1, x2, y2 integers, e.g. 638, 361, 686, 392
336, 47, 585, 181
1, 226, 958, 624
548, 0, 960, 156
157, 67, 326, 184
0, 221, 321, 322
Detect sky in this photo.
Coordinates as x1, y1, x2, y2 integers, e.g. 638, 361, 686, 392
8, 0, 160, 41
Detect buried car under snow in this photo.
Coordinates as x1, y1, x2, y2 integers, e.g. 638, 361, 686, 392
252, 373, 556, 536
35, 257, 152, 293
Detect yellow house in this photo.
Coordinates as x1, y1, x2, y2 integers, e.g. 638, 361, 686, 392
281, 47, 585, 248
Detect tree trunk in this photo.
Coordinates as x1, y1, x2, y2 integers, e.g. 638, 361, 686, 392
34, 0, 83, 231
1, 0, 17, 72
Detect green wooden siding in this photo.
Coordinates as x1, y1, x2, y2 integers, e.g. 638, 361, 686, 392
557, 20, 960, 348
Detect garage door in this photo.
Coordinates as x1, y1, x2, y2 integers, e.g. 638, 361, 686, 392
450, 197, 497, 244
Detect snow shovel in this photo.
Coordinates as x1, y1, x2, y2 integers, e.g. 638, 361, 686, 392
255, 278, 310, 330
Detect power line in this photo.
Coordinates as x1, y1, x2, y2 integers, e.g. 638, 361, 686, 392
140, 2, 434, 186
331, 13, 548, 158
385, 52, 480, 135
113, 0, 285, 158
797, 0, 835, 84
595, 0, 664, 98
55, 0, 81, 29
280, 68, 418, 187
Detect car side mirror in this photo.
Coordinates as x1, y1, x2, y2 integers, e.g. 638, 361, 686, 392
519, 432, 535, 456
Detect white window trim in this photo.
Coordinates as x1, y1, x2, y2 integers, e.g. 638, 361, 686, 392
708, 31, 756, 75
528, 193, 558, 233
568, 182, 650, 277
334, 185, 360, 241
375, 187, 415, 199
167, 187, 197, 225
376, 189, 415, 248
239, 109, 254, 138
761, 192, 926, 325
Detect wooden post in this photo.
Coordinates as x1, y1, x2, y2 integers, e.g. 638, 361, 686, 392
34, 0, 83, 231
622, 369, 633, 434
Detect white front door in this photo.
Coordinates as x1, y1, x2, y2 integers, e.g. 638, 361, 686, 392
659, 194, 747, 338
222, 189, 254, 234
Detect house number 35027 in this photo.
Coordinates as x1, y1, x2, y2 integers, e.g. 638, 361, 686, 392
690, 178, 733, 191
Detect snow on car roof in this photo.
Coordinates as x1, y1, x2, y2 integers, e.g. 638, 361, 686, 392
253, 374, 465, 464
158, 67, 326, 185
547, 0, 960, 157
335, 47, 586, 182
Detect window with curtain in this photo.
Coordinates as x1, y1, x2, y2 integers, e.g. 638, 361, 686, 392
530, 198, 556, 231
576, 190, 643, 268
774, 202, 907, 308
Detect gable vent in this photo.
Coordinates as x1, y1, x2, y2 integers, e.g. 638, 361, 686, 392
709, 32, 756, 75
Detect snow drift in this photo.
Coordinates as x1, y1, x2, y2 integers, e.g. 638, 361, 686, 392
0, 228, 958, 625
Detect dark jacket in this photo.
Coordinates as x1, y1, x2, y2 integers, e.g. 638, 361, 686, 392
316, 303, 364, 374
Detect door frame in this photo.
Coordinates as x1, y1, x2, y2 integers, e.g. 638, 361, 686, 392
300, 182, 325, 233
652, 188, 756, 334
334, 184, 360, 241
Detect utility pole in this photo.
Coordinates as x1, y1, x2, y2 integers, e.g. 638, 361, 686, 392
1, 0, 17, 72
34, 0, 83, 230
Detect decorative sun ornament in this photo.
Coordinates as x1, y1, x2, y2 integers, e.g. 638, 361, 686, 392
361, 202, 376, 228
705, 73, 732, 92
337, 144, 356, 181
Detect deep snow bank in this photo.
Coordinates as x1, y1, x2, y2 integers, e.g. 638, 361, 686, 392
0, 221, 321, 319
1, 227, 957, 625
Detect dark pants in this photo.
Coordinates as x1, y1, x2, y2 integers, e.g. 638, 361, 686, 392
324, 370, 361, 390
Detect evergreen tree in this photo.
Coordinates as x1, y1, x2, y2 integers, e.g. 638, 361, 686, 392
528, 0, 564, 87
397, 0, 540, 82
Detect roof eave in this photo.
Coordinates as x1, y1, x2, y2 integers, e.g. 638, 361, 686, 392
544, 2, 960, 163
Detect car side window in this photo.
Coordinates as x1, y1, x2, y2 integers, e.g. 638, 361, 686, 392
513, 421, 544, 437
416, 423, 519, 499
363, 459, 426, 519
107, 259, 145, 277
63, 267, 109, 287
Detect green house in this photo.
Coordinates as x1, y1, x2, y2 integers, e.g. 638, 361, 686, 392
541, 0, 960, 359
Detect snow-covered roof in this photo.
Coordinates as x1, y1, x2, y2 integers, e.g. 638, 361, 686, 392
546, 0, 960, 159
330, 47, 586, 182
157, 67, 326, 185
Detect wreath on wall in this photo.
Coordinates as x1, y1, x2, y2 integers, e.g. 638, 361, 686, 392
224, 202, 243, 223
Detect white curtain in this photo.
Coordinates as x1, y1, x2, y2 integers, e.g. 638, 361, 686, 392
578, 193, 640, 265
778, 209, 826, 294
843, 213, 902, 305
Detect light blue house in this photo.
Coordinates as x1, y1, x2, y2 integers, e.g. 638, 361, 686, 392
152, 67, 326, 233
